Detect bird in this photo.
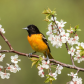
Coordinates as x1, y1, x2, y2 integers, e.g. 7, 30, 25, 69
23, 24, 53, 59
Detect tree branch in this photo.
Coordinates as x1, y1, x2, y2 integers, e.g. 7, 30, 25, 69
65, 42, 75, 66
0, 31, 84, 72
0, 50, 84, 71
0, 31, 13, 50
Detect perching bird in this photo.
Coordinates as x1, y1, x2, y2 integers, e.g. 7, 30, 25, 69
23, 24, 53, 59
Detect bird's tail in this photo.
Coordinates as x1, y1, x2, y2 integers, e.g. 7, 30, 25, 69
43, 52, 54, 59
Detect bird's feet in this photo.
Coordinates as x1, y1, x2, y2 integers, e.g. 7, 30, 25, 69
46, 55, 49, 61
28, 53, 32, 58
28, 51, 36, 58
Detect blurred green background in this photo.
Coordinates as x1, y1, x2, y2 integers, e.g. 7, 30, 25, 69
0, 0, 84, 84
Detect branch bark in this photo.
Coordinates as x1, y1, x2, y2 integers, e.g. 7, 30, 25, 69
65, 42, 75, 66
0, 31, 13, 50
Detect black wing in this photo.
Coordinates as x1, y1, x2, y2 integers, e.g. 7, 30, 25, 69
41, 33, 51, 53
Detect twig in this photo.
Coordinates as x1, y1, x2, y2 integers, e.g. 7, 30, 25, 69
65, 42, 75, 66
76, 69, 79, 73
0, 31, 13, 50
52, 15, 60, 34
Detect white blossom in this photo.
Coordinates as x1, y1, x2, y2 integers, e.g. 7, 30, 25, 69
72, 35, 79, 45
41, 60, 50, 69
49, 72, 57, 80
69, 76, 82, 84
1, 72, 10, 79
56, 20, 67, 29
73, 77, 82, 84
0, 24, 5, 34
38, 69, 44, 77
0, 53, 5, 62
0, 65, 3, 76
60, 32, 69, 43
46, 31, 52, 36
67, 37, 74, 46
67, 27, 74, 33
68, 72, 82, 84
48, 34, 55, 42
11, 55, 21, 64
52, 35, 62, 48
46, 23, 53, 35
68, 72, 77, 78
6, 63, 21, 73
51, 17, 57, 21
68, 47, 75, 56
55, 64, 63, 74
37, 64, 43, 71
74, 50, 82, 63
0, 45, 2, 50
74, 44, 84, 63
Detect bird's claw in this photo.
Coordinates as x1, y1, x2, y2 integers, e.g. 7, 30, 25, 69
46, 55, 49, 61
28, 53, 32, 58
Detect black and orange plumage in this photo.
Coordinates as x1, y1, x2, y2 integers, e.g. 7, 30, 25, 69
23, 25, 53, 59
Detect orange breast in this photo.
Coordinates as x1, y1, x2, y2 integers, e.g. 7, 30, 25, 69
27, 34, 48, 53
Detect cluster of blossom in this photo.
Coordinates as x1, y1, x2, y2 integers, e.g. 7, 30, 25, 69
0, 24, 5, 34
74, 42, 84, 63
46, 16, 84, 63
0, 54, 21, 79
68, 42, 84, 63
37, 59, 50, 77
0, 65, 10, 79
0, 25, 5, 61
6, 55, 21, 73
48, 64, 63, 80
46, 17, 68, 48
0, 46, 5, 61
37, 56, 63, 80
0, 24, 21, 79
67, 72, 82, 84
47, 17, 79, 47
0, 45, 9, 79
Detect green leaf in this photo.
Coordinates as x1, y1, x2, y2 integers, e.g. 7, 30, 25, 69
39, 56, 43, 61
75, 25, 79, 29
72, 28, 75, 31
31, 61, 37, 67
43, 8, 56, 16
30, 57, 42, 67
30, 57, 39, 62
45, 77, 50, 83
79, 46, 84, 50
76, 29, 81, 31
52, 11, 56, 15
80, 51, 84, 56
45, 75, 56, 83
42, 8, 52, 14
74, 25, 81, 32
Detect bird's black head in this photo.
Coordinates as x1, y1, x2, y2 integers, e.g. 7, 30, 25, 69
23, 24, 40, 36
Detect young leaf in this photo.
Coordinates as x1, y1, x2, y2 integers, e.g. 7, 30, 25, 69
45, 77, 50, 83
76, 29, 81, 31
75, 25, 79, 29
31, 61, 37, 67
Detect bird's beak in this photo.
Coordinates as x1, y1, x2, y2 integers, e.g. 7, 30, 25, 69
22, 27, 28, 30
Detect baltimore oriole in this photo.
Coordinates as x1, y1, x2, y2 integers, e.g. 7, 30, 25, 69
23, 24, 53, 59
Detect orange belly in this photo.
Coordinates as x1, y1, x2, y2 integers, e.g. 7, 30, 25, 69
27, 34, 48, 53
